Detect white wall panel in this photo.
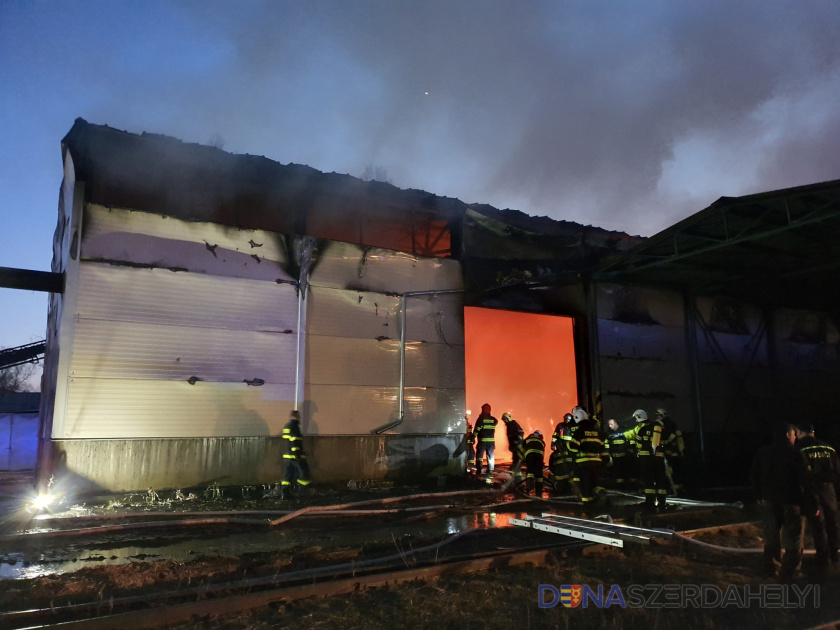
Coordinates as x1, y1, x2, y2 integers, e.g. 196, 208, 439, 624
398, 387, 466, 434
63, 379, 292, 438
70, 319, 296, 383
405, 293, 465, 344
303, 384, 398, 434
306, 336, 400, 386
82, 205, 294, 282
306, 287, 464, 345
404, 342, 465, 388
302, 384, 463, 434
307, 287, 399, 338
77, 263, 298, 332
310, 241, 463, 293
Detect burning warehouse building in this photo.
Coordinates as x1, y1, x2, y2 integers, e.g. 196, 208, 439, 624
33, 118, 840, 494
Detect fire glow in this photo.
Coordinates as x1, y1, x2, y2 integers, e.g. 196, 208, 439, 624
464, 307, 578, 463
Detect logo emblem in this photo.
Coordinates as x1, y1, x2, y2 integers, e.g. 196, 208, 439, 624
560, 585, 582, 608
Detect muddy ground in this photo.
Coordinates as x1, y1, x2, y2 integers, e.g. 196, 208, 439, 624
1, 476, 837, 629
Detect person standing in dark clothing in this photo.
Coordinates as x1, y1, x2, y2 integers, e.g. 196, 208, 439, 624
281, 410, 311, 498
474, 403, 498, 480
524, 430, 546, 496
502, 412, 525, 484
751, 422, 805, 579
796, 422, 840, 568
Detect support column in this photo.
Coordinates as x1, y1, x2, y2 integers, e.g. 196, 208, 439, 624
684, 290, 706, 462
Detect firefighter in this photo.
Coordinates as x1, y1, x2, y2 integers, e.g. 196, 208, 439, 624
604, 418, 633, 488
502, 412, 525, 483
281, 410, 311, 498
474, 403, 498, 480
623, 409, 667, 510
656, 408, 685, 494
524, 430, 546, 496
548, 413, 577, 496
568, 406, 608, 506
795, 422, 840, 568
551, 413, 574, 451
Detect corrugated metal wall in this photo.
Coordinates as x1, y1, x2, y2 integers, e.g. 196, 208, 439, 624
305, 240, 465, 435
53, 204, 301, 439
53, 204, 465, 446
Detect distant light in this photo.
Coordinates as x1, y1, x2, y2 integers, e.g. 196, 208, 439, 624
425, 91, 429, 95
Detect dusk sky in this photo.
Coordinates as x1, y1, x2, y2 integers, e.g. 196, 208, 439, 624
2, 1, 839, 375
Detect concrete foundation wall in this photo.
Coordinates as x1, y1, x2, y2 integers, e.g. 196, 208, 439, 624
51, 433, 465, 494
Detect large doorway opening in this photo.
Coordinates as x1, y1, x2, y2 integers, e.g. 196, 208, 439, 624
464, 307, 578, 463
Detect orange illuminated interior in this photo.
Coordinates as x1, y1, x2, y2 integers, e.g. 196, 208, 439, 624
464, 307, 578, 463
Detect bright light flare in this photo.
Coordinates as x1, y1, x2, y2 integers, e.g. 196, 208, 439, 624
29, 492, 54, 511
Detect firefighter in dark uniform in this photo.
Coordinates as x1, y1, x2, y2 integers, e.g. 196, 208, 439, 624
502, 412, 525, 484
548, 440, 572, 495
524, 430, 546, 496
656, 408, 685, 494
551, 413, 574, 451
281, 410, 311, 498
623, 409, 667, 510
474, 403, 498, 480
605, 418, 633, 488
796, 422, 840, 567
568, 406, 607, 506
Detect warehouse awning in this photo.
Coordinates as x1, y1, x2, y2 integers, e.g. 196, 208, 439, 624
594, 179, 840, 315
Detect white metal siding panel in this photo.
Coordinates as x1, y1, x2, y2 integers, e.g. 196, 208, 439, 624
302, 384, 464, 435
405, 293, 465, 345
306, 336, 399, 386
63, 379, 291, 438
307, 287, 399, 339
70, 319, 296, 383
303, 384, 397, 434
399, 387, 466, 434
77, 263, 297, 332
82, 205, 294, 283
310, 241, 463, 293
404, 342, 465, 388
306, 289, 464, 343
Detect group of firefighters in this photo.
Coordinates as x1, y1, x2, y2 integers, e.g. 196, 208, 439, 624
466, 402, 685, 511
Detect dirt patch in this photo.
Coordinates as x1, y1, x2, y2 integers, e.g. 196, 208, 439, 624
2, 522, 839, 629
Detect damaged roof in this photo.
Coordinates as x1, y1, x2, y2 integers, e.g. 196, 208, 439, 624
61, 118, 638, 265
595, 178, 840, 315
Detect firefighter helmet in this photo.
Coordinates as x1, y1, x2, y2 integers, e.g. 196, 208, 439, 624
655, 408, 667, 418
633, 409, 648, 422
534, 430, 543, 438
501, 412, 512, 422
563, 413, 574, 424
481, 403, 491, 413
572, 407, 589, 423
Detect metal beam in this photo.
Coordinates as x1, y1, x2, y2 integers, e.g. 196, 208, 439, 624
595, 200, 840, 281
0, 266, 64, 293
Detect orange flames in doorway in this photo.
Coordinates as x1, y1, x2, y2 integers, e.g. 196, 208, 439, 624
464, 307, 578, 463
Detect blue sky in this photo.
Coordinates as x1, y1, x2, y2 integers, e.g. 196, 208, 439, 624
2, 0, 839, 377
